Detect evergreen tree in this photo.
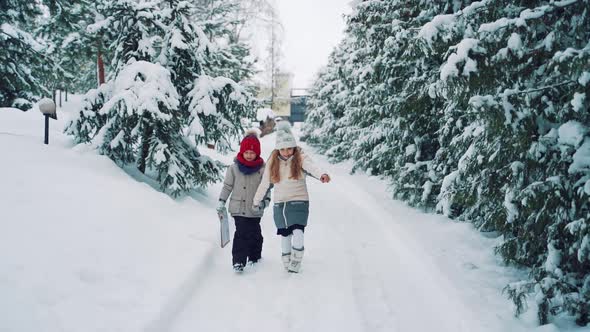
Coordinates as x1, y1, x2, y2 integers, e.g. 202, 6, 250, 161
192, 0, 256, 84
64, 82, 111, 143
302, 40, 354, 162
158, 0, 254, 182
66, 0, 255, 196
94, 60, 204, 196
36, 0, 101, 94
305, 0, 590, 325
0, 1, 48, 109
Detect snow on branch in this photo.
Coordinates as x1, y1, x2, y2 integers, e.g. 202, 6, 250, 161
418, 0, 490, 45
478, 0, 580, 34
87, 17, 112, 34
440, 38, 485, 80
418, 14, 456, 45
1, 23, 44, 52
186, 75, 247, 137
553, 44, 590, 62
99, 61, 179, 121
500, 81, 577, 96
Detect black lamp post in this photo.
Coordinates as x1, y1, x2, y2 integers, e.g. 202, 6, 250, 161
38, 98, 57, 145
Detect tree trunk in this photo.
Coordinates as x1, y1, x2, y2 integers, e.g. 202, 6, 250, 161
59, 89, 62, 107
138, 119, 153, 174
97, 48, 105, 87
65, 89, 68, 101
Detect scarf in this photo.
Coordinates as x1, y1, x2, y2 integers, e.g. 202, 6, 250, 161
236, 154, 264, 175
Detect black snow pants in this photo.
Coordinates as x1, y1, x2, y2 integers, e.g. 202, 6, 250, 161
232, 216, 263, 266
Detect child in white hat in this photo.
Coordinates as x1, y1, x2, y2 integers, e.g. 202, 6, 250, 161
253, 122, 331, 273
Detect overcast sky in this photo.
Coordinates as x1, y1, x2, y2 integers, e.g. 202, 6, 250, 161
275, 0, 352, 89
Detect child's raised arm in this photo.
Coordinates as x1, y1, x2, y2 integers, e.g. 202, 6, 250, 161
301, 152, 329, 182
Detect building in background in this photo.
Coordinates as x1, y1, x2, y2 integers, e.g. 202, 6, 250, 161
257, 72, 308, 123
290, 88, 308, 123
271, 72, 292, 119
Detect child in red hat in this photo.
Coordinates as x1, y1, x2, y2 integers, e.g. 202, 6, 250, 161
217, 130, 271, 272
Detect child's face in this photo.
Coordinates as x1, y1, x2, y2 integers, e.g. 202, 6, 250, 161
243, 150, 257, 161
279, 148, 294, 158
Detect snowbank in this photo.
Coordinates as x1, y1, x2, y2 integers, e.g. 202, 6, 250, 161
0, 101, 220, 332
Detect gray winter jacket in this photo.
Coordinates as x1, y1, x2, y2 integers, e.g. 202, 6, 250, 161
219, 162, 271, 218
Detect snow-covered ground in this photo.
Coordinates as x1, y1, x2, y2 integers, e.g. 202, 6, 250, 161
0, 98, 584, 332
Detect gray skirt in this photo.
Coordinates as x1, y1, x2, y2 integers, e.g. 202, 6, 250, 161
273, 201, 309, 229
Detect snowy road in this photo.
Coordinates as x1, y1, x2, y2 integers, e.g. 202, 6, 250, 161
2, 102, 580, 332
153, 132, 526, 332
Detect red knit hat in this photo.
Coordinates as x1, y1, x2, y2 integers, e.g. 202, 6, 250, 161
239, 132, 261, 156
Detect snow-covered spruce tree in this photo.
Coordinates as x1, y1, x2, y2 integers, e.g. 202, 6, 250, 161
313, 0, 398, 176
413, 1, 498, 220
486, 1, 589, 325
100, 0, 161, 75
68, 0, 163, 171
67, 0, 254, 196
64, 82, 111, 143
0, 1, 48, 109
307, 0, 589, 326
185, 74, 253, 154
307, 0, 464, 205
157, 0, 254, 183
424, 0, 590, 324
192, 0, 257, 85
36, 0, 101, 94
67, 0, 193, 195
369, 0, 466, 207
302, 41, 354, 162
93, 61, 197, 195
304, 0, 417, 174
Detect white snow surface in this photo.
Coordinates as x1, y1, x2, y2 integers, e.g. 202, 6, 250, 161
570, 92, 586, 112
0, 100, 586, 332
569, 137, 590, 174
558, 120, 589, 147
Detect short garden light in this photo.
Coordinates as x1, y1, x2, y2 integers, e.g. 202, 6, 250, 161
38, 98, 57, 145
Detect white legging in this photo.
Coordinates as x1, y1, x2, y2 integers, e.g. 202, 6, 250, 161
281, 229, 304, 253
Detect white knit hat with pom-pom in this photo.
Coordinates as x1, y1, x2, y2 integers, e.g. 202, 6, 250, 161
275, 121, 297, 149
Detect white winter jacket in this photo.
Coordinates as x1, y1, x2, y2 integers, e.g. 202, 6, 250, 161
253, 150, 324, 205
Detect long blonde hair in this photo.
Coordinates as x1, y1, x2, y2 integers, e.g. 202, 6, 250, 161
269, 147, 302, 184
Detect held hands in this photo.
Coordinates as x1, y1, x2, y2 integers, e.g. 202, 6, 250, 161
253, 199, 270, 212
320, 174, 331, 183
261, 198, 271, 210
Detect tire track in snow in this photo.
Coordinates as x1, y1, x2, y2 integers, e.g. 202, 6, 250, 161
312, 179, 398, 332
143, 243, 218, 332
321, 171, 489, 332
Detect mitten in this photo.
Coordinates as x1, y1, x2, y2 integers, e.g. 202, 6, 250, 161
216, 200, 226, 213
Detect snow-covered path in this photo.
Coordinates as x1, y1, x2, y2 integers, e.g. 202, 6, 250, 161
4, 103, 577, 332
157, 132, 528, 332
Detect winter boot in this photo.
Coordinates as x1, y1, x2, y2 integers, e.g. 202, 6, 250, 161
288, 247, 304, 273
233, 263, 244, 273
246, 258, 260, 271
281, 252, 291, 271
